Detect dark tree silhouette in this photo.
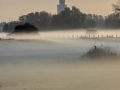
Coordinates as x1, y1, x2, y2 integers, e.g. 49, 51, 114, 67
104, 0, 120, 29
112, 0, 120, 14
12, 23, 39, 34
86, 19, 96, 28
2, 6, 106, 32
52, 6, 87, 29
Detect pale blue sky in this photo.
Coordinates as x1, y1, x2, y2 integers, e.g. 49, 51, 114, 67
0, 0, 116, 22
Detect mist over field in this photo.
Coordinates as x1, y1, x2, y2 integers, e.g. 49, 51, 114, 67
1, 0, 120, 89
1, 29, 120, 90
40, 29, 120, 38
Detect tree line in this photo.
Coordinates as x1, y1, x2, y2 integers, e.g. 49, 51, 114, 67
3, 2, 120, 32
104, 0, 120, 28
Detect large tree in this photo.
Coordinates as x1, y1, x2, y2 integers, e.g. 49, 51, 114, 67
107, 0, 120, 28
12, 23, 39, 34
52, 6, 87, 29
104, 14, 117, 28
3, 6, 101, 32
19, 11, 52, 29
113, 0, 120, 15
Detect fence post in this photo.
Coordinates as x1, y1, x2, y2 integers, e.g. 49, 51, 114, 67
107, 35, 108, 37
98, 35, 99, 38
89, 35, 90, 38
72, 35, 74, 38
77, 35, 78, 38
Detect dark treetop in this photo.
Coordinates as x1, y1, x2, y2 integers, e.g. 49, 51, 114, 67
12, 23, 39, 34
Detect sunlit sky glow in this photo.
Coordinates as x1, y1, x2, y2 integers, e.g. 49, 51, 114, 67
0, 0, 116, 22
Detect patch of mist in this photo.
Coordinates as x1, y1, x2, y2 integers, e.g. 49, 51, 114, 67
0, 32, 7, 38
1, 29, 120, 90
1, 61, 120, 90
40, 29, 120, 38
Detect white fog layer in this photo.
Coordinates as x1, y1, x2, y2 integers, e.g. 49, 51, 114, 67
0, 30, 120, 90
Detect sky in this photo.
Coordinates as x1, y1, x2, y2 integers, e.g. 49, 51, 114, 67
0, 0, 117, 22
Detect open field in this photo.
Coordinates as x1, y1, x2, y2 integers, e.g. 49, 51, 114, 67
0, 30, 120, 90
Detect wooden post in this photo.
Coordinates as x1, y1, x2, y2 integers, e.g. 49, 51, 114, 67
72, 35, 74, 38
77, 35, 78, 38
89, 35, 90, 38
107, 35, 108, 37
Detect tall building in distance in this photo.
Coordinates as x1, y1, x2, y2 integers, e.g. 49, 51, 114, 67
57, 0, 67, 14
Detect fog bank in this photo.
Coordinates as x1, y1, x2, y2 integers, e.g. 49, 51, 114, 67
1, 29, 120, 90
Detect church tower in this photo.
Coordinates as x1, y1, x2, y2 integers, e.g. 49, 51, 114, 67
57, 0, 67, 14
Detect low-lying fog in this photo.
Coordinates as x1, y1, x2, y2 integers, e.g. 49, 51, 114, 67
40, 29, 120, 38
0, 29, 120, 90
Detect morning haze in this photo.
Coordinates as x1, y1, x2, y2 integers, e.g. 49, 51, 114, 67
0, 0, 115, 22
1, 0, 120, 90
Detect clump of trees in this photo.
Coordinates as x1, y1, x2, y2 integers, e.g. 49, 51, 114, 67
3, 6, 105, 33
104, 0, 120, 28
12, 23, 39, 34
21, 6, 99, 29
19, 11, 52, 29
3, 21, 23, 33
87, 14, 104, 28
5, 1, 120, 33
82, 45, 119, 60
51, 6, 86, 29
104, 14, 117, 28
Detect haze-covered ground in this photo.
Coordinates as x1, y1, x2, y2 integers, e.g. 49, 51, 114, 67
0, 29, 120, 90
40, 29, 120, 38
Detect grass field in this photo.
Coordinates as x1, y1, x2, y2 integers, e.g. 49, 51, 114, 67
0, 30, 120, 90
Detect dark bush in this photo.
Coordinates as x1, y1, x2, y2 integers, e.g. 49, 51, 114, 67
12, 23, 39, 34
82, 45, 119, 60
